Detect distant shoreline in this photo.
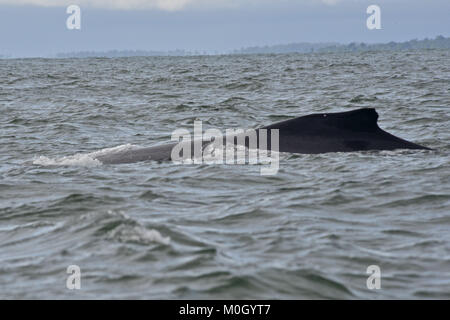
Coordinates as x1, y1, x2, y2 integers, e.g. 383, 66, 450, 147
1, 35, 449, 59
235, 35, 450, 55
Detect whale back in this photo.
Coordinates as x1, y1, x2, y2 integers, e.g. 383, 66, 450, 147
95, 108, 430, 164
261, 108, 429, 153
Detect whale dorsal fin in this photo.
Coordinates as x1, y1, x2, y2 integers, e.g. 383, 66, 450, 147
326, 108, 380, 132
263, 108, 381, 133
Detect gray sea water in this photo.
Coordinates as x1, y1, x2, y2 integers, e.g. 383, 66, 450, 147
0, 50, 449, 299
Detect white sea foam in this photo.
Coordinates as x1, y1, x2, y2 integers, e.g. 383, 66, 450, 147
108, 225, 171, 245
32, 144, 141, 167
32, 154, 102, 166
105, 210, 171, 245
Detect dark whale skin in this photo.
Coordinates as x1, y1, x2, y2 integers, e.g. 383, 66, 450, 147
261, 108, 430, 154
95, 108, 430, 164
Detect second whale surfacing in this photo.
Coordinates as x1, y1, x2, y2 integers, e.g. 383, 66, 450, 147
95, 108, 430, 164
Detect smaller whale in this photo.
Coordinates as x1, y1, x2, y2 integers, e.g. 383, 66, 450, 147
94, 108, 430, 164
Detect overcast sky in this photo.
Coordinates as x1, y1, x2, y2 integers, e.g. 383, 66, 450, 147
0, 0, 449, 57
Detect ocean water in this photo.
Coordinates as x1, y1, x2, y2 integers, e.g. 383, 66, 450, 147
0, 50, 449, 299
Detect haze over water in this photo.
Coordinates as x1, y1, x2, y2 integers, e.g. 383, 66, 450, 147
0, 50, 449, 299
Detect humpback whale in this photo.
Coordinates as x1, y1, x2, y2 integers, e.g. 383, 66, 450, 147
95, 108, 430, 164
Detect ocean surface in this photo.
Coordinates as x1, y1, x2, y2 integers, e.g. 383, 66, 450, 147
0, 50, 449, 299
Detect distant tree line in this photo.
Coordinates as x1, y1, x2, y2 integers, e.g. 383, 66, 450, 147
234, 42, 338, 54
56, 49, 205, 58
53, 35, 450, 58
234, 36, 450, 54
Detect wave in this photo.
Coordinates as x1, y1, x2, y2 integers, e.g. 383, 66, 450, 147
101, 210, 170, 246
107, 224, 171, 246
32, 144, 141, 167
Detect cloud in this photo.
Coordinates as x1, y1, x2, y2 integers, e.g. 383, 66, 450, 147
0, 0, 345, 11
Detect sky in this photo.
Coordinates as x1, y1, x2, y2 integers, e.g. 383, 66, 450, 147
0, 0, 449, 57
